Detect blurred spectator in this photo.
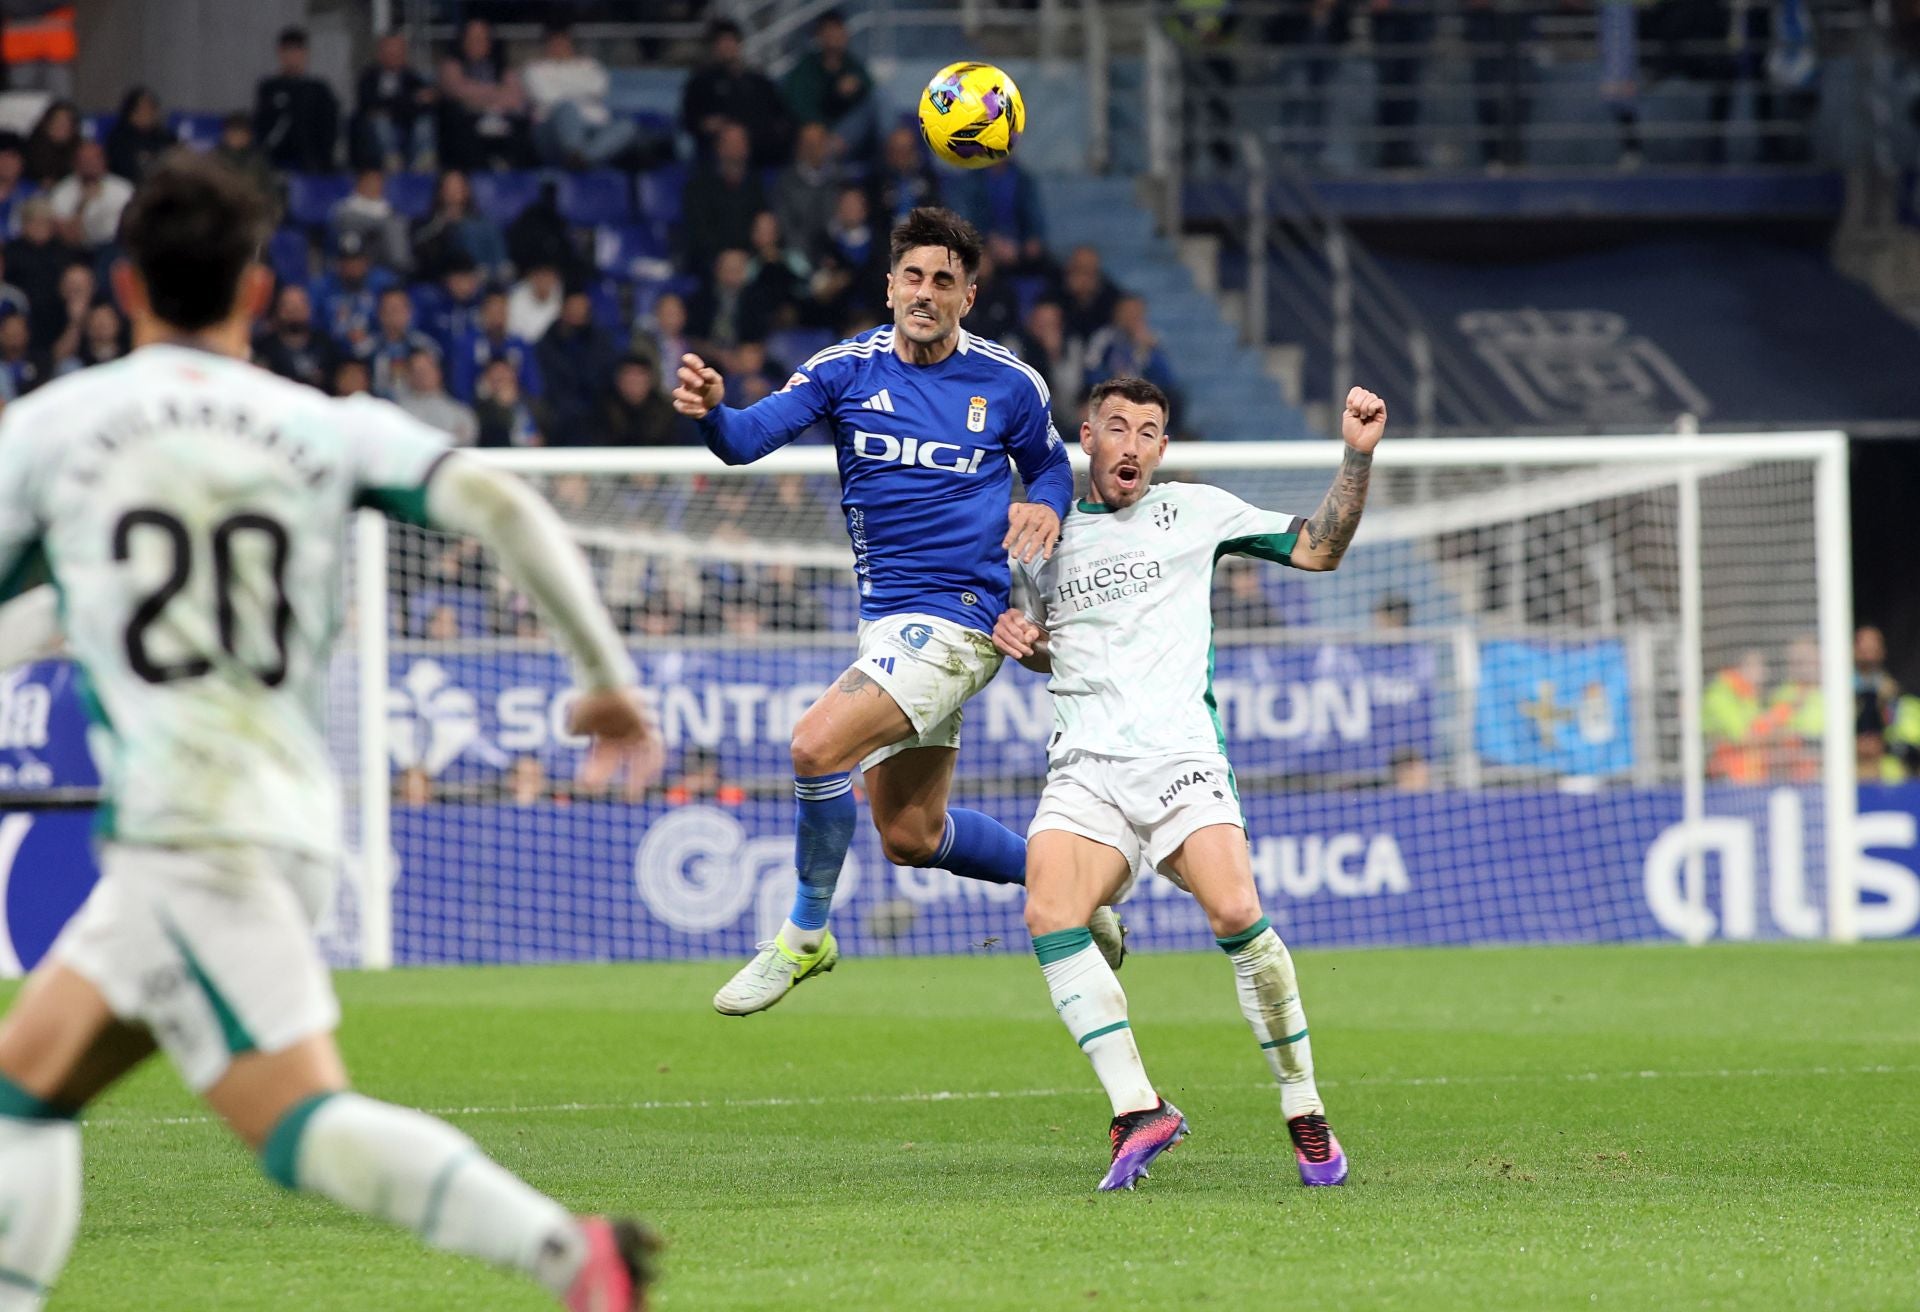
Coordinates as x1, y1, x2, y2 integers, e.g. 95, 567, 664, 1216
353, 30, 437, 172
22, 100, 78, 187
332, 357, 372, 397
1768, 632, 1824, 782
781, 10, 876, 157
1054, 245, 1122, 345
1374, 594, 1413, 630
475, 355, 546, 447
414, 253, 487, 355
0, 313, 47, 399
1854, 625, 1920, 774
451, 287, 540, 402
870, 125, 940, 227
1704, 648, 1786, 782
688, 248, 772, 352
56, 300, 127, 377
664, 747, 747, 807
508, 262, 565, 342
396, 767, 434, 807
775, 121, 841, 267
1085, 296, 1179, 408
682, 20, 792, 167
722, 340, 781, 404
598, 355, 679, 446
1264, 0, 1349, 168
212, 113, 282, 217
747, 210, 809, 311
810, 187, 885, 325
504, 179, 576, 279
944, 160, 1046, 271
396, 345, 478, 446
537, 289, 619, 442
525, 21, 637, 169
1391, 749, 1433, 792
45, 262, 95, 368
437, 18, 529, 170
254, 26, 340, 172
330, 167, 412, 274
105, 87, 175, 185
1213, 557, 1285, 628
505, 755, 553, 807
0, 250, 28, 320
412, 169, 509, 283
967, 240, 1024, 343
1010, 300, 1082, 413
9, 198, 77, 351
312, 231, 395, 353
255, 282, 340, 391
0, 136, 32, 236
47, 141, 132, 253
682, 120, 765, 277
632, 291, 690, 371
359, 285, 439, 397
1370, 0, 1431, 169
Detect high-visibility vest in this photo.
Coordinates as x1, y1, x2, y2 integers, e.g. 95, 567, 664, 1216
3, 7, 77, 65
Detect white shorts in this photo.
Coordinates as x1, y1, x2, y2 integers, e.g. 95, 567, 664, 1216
1029, 750, 1246, 893
50, 844, 341, 1093
854, 613, 1003, 769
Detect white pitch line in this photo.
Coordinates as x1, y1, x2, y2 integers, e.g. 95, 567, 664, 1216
82, 1063, 1919, 1131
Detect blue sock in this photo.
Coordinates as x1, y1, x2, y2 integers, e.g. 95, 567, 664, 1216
929, 809, 1028, 886
789, 773, 856, 934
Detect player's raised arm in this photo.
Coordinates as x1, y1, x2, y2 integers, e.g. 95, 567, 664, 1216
675, 350, 832, 466
1002, 383, 1073, 564
1288, 386, 1387, 573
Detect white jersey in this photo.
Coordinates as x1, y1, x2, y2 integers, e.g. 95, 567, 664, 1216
1014, 481, 1305, 761
0, 344, 453, 861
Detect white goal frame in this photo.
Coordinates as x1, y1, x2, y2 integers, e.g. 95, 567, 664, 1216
346, 431, 1855, 966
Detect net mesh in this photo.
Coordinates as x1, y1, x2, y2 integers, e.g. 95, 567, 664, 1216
351, 446, 1836, 967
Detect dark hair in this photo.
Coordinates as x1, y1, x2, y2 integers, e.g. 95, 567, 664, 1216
888, 207, 982, 277
277, 25, 308, 49
1087, 375, 1171, 425
119, 151, 271, 331
708, 18, 743, 42
817, 8, 848, 28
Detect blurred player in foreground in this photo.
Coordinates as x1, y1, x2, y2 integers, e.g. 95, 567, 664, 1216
995, 376, 1386, 1191
0, 154, 664, 1311
675, 206, 1123, 1016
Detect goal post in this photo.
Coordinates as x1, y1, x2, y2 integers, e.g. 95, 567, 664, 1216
335, 432, 1856, 969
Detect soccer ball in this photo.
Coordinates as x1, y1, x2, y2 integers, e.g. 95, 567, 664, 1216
917, 62, 1025, 169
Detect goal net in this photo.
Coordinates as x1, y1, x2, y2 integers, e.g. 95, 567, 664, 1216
333, 434, 1854, 968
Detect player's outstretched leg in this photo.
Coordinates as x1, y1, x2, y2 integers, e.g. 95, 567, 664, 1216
249, 1074, 658, 1309
0, 1078, 80, 1312
713, 772, 851, 1016
1027, 831, 1185, 1192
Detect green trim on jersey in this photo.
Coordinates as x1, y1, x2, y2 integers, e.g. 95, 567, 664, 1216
1216, 531, 1299, 566
0, 537, 47, 605
0, 1267, 47, 1297
1075, 499, 1119, 515
354, 449, 453, 528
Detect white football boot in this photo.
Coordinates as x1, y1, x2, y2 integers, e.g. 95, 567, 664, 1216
712, 930, 840, 1016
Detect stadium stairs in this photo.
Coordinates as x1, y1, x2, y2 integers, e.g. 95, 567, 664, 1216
1034, 172, 1315, 442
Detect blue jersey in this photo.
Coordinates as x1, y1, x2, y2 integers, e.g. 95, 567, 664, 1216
701, 326, 1074, 634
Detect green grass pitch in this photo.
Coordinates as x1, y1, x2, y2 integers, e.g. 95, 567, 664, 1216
10, 941, 1919, 1310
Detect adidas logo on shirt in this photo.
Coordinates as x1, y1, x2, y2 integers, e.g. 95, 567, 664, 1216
860, 389, 897, 413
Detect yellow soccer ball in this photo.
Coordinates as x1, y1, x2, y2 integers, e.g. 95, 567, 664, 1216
917, 62, 1025, 169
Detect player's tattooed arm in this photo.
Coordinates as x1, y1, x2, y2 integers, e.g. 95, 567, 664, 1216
1294, 387, 1386, 572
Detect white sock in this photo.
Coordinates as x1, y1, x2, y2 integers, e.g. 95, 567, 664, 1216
0, 1111, 81, 1311
1221, 919, 1325, 1119
1034, 928, 1157, 1117
780, 917, 826, 954
264, 1093, 586, 1297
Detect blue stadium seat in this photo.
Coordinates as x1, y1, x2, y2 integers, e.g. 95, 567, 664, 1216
591, 278, 627, 333
558, 170, 632, 225
635, 164, 687, 228
169, 112, 227, 150
593, 223, 671, 280
82, 113, 112, 143
385, 172, 435, 220
286, 173, 353, 229
267, 227, 311, 286
470, 170, 543, 225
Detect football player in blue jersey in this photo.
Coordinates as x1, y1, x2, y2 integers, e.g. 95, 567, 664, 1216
675, 207, 1126, 1015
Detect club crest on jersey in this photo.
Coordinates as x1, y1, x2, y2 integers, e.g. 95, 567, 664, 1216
1153, 503, 1178, 530
966, 395, 987, 433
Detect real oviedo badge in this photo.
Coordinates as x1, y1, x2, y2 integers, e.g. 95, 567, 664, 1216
967, 395, 988, 433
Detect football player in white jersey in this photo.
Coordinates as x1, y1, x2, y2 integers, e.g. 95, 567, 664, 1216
995, 376, 1386, 1192
0, 155, 664, 1310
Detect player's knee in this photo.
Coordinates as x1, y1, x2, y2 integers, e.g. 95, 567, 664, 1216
879, 823, 942, 867
1204, 896, 1266, 942
789, 721, 849, 778
1024, 896, 1078, 938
